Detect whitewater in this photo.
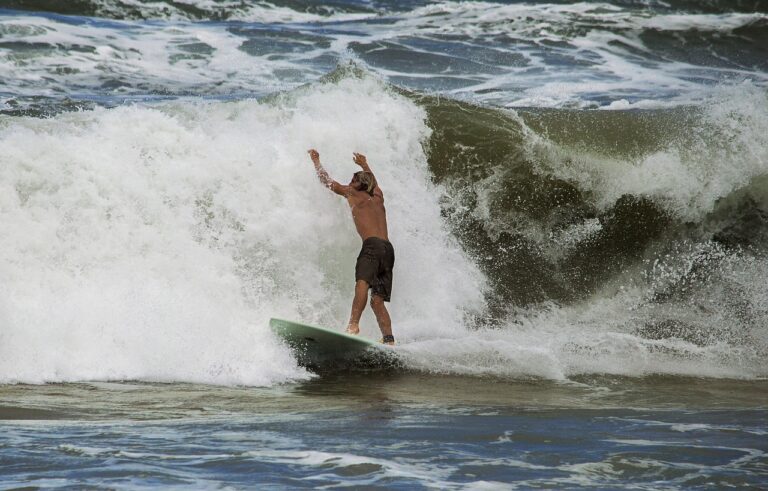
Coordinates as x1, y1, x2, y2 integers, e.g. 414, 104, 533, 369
0, 75, 486, 384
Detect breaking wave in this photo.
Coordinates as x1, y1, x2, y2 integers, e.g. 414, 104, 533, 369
1, 64, 766, 383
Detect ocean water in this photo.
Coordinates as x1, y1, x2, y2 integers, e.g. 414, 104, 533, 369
1, 0, 767, 488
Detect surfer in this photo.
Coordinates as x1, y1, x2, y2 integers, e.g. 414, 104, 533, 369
308, 149, 395, 345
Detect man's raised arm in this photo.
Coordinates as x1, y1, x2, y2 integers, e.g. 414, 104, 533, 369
353, 152, 383, 196
309, 149, 348, 196
353, 152, 373, 174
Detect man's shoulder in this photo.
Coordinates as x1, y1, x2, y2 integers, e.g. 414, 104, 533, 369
347, 189, 367, 203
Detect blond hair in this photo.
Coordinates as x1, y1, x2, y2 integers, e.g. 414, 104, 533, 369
354, 171, 377, 196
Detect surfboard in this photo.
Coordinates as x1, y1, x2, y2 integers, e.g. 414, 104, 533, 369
269, 318, 391, 367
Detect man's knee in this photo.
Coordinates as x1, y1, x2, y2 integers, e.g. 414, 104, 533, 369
370, 294, 384, 308
355, 279, 370, 291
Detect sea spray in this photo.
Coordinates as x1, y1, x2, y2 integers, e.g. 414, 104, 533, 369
0, 75, 485, 385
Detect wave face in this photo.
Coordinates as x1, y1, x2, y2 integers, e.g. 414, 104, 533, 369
2, 0, 767, 115
418, 81, 768, 378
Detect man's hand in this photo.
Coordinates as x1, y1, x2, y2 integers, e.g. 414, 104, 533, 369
308, 149, 320, 164
352, 152, 367, 167
353, 152, 373, 174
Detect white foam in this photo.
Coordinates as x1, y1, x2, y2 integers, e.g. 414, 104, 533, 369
89, 0, 373, 23
0, 14, 322, 100
387, 2, 768, 107
394, 243, 768, 380
2, 2, 766, 110
0, 75, 485, 385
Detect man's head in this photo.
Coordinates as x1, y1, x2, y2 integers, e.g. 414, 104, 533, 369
351, 171, 377, 196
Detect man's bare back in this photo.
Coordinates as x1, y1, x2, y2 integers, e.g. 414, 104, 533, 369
348, 186, 388, 241
308, 149, 395, 345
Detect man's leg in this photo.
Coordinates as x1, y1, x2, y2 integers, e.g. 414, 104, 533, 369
370, 294, 393, 343
346, 279, 369, 335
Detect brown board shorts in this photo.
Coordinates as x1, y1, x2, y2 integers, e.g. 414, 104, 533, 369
355, 237, 395, 302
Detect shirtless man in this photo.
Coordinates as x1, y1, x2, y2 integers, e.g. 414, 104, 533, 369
308, 149, 395, 345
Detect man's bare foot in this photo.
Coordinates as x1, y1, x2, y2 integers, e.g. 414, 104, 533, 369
346, 324, 360, 335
